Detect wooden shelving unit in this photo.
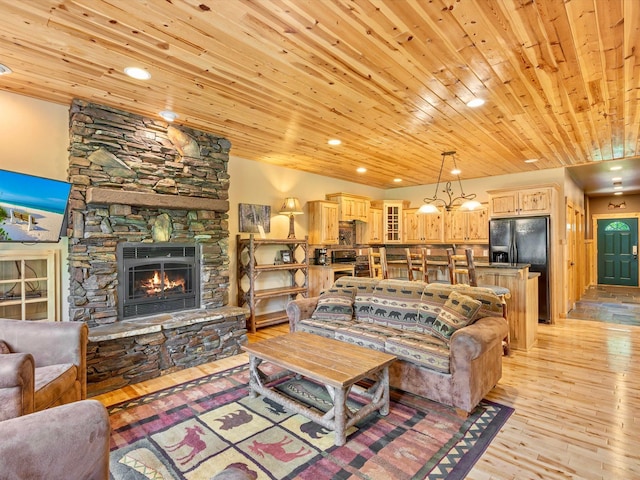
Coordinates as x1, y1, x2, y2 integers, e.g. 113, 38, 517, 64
237, 235, 309, 333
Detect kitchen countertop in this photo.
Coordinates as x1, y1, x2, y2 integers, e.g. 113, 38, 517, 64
310, 263, 356, 270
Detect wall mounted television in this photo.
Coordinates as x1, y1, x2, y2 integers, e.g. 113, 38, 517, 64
0, 169, 72, 243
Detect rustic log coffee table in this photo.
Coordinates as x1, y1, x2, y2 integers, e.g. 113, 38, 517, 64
242, 331, 396, 446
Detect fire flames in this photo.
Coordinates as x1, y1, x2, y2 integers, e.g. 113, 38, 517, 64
139, 271, 186, 296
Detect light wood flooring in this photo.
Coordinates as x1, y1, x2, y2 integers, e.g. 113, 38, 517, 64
95, 311, 640, 480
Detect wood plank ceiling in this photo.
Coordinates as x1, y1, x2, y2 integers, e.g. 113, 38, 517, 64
0, 0, 638, 190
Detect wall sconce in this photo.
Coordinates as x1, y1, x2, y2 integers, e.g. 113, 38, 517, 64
279, 197, 303, 239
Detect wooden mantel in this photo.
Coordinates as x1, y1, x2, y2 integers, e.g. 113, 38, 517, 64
86, 187, 229, 212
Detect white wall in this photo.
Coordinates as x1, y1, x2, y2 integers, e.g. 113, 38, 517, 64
0, 91, 71, 320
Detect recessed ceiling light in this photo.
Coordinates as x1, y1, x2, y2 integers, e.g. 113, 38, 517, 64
124, 67, 151, 80
612, 177, 622, 182
328, 139, 341, 146
614, 186, 624, 190
614, 191, 623, 195
610, 166, 622, 171
524, 158, 538, 163
0, 63, 12, 75
466, 98, 485, 108
160, 110, 178, 122
393, 178, 402, 183
451, 168, 461, 175
356, 167, 366, 173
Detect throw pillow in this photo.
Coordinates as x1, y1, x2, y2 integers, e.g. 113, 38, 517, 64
430, 290, 482, 341
311, 286, 356, 321
0, 340, 11, 354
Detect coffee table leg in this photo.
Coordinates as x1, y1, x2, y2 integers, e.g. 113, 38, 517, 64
333, 387, 347, 446
380, 366, 390, 416
247, 354, 262, 399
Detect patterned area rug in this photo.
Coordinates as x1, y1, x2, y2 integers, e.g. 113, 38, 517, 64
108, 363, 512, 480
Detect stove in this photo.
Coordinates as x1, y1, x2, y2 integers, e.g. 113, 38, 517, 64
331, 249, 357, 264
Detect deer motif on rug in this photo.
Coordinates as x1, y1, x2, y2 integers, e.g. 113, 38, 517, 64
165, 424, 207, 465
248, 436, 311, 462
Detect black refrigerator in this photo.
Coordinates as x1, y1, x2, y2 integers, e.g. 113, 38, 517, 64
489, 216, 551, 323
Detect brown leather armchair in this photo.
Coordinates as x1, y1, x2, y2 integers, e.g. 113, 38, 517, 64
0, 399, 110, 479
0, 318, 88, 421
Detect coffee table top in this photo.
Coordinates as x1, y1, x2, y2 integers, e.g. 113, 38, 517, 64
242, 331, 396, 388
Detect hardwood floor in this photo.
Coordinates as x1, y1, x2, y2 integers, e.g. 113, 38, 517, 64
94, 317, 639, 480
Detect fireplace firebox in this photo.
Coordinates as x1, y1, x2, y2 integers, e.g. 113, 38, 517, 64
117, 243, 200, 319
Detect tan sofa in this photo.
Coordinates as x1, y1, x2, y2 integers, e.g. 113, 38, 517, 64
286, 276, 508, 415
0, 399, 110, 479
0, 318, 88, 421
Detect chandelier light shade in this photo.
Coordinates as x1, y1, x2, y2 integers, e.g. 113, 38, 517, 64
419, 151, 480, 213
279, 197, 303, 238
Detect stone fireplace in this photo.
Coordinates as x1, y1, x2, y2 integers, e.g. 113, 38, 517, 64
67, 100, 247, 395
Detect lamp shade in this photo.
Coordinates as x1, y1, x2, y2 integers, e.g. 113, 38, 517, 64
279, 197, 303, 215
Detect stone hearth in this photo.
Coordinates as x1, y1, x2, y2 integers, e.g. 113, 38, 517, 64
66, 100, 247, 395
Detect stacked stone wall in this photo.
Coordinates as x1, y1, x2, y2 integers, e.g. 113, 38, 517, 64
67, 99, 231, 328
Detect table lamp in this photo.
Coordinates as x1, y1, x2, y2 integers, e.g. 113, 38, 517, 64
279, 197, 303, 239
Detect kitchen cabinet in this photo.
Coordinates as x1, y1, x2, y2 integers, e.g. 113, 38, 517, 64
308, 264, 354, 296
0, 249, 59, 321
403, 208, 424, 243
371, 200, 408, 244
404, 208, 445, 243
445, 206, 488, 243
356, 207, 382, 244
236, 235, 309, 333
423, 210, 445, 242
325, 193, 370, 222
307, 200, 339, 245
488, 186, 556, 217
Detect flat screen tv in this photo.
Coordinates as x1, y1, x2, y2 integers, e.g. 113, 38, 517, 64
0, 169, 72, 243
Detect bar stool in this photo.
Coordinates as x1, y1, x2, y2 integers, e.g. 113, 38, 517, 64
405, 248, 426, 281
368, 247, 388, 279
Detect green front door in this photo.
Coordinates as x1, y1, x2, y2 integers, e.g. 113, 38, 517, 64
597, 218, 638, 286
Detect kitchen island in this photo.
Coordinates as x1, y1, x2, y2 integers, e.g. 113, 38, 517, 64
476, 263, 539, 352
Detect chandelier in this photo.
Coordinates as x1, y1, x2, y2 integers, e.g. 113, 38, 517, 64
419, 151, 481, 213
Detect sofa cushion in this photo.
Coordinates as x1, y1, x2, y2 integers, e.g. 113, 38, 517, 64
311, 287, 356, 321
333, 276, 380, 322
368, 280, 428, 331
0, 340, 11, 354
296, 318, 355, 338
425, 283, 504, 320
415, 289, 449, 333
334, 323, 399, 351
385, 332, 451, 374
431, 291, 482, 341
34, 363, 78, 411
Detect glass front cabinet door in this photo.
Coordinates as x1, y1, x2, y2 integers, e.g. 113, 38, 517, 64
0, 250, 58, 321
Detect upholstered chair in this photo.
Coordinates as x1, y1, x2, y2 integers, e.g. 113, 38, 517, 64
0, 318, 88, 421
0, 399, 110, 479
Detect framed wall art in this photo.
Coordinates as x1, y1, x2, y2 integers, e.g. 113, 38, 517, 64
239, 203, 271, 234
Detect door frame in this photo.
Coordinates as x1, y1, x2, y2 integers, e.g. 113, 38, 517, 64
592, 212, 640, 287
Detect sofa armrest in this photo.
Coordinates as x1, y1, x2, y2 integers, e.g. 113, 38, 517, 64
0, 319, 88, 366
0, 353, 36, 421
0, 400, 110, 480
450, 316, 508, 361
285, 297, 320, 331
